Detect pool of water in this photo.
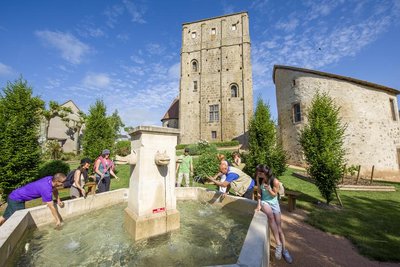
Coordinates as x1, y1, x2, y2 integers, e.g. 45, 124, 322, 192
11, 200, 251, 267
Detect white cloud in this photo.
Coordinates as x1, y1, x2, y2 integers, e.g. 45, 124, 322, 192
130, 54, 145, 64
0, 62, 14, 76
275, 17, 299, 32
83, 73, 111, 89
146, 43, 166, 55
104, 4, 124, 29
168, 63, 180, 80
122, 0, 147, 24
35, 30, 90, 64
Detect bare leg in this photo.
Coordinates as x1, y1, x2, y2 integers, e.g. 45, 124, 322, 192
274, 212, 286, 250
261, 203, 282, 245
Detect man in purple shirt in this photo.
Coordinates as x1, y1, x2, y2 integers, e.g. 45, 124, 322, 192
0, 173, 66, 227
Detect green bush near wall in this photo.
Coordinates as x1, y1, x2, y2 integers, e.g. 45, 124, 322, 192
176, 140, 239, 150
38, 160, 70, 178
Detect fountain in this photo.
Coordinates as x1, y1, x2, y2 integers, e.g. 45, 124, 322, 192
0, 126, 271, 266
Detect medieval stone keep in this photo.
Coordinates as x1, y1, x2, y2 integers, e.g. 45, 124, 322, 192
274, 65, 400, 177
178, 12, 253, 145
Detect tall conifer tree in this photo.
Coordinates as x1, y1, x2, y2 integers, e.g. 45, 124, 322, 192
245, 98, 286, 176
0, 78, 44, 197
82, 100, 114, 161
300, 92, 346, 204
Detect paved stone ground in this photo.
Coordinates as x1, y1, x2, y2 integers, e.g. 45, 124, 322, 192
270, 204, 399, 267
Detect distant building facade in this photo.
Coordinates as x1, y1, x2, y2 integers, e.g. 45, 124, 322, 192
177, 12, 253, 145
161, 97, 179, 129
274, 65, 400, 177
42, 100, 83, 154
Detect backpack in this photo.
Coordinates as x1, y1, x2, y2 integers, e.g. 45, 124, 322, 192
270, 177, 285, 199
63, 170, 76, 188
63, 169, 89, 188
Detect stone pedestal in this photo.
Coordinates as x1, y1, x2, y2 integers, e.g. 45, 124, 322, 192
124, 126, 180, 241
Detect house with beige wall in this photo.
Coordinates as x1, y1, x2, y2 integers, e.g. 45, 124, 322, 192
45, 100, 83, 154
177, 12, 253, 145
274, 65, 400, 177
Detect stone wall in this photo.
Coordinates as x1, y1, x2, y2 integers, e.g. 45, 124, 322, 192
275, 67, 400, 177
179, 12, 253, 145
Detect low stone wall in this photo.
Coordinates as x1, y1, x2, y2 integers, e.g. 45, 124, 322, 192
1, 188, 269, 267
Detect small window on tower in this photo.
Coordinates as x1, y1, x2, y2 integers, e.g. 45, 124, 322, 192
193, 81, 198, 92
191, 31, 196, 39
292, 103, 302, 123
192, 60, 198, 72
211, 131, 217, 139
231, 24, 237, 31
231, 84, 238, 97
211, 28, 216, 35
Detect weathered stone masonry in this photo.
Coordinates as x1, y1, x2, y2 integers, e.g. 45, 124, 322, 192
179, 12, 253, 145
274, 65, 400, 177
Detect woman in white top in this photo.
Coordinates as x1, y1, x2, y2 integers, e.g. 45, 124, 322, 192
70, 158, 92, 198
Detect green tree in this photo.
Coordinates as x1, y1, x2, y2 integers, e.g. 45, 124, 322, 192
0, 78, 44, 197
245, 98, 287, 177
81, 100, 114, 160
299, 92, 346, 204
109, 109, 125, 140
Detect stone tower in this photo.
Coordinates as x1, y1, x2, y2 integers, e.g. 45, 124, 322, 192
179, 12, 253, 145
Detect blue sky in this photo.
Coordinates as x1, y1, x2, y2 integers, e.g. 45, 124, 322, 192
1, 0, 399, 129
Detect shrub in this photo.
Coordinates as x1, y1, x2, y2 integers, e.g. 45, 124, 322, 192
193, 152, 220, 178
38, 160, 70, 178
60, 152, 77, 161
45, 140, 62, 160
114, 140, 131, 156
211, 140, 240, 147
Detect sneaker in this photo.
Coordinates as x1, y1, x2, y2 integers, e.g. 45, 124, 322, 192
282, 249, 293, 264
275, 244, 282, 260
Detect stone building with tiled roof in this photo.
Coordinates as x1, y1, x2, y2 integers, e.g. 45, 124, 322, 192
274, 65, 400, 177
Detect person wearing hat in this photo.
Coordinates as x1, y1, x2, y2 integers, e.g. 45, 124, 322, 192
175, 147, 193, 187
70, 158, 94, 198
94, 149, 119, 193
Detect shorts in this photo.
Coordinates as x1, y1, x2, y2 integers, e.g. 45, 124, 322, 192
261, 200, 281, 214
3, 198, 25, 219
70, 186, 83, 198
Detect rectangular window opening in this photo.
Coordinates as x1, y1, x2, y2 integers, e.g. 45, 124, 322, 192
211, 28, 216, 35
209, 104, 219, 122
390, 99, 397, 121
231, 24, 237, 31
191, 31, 196, 39
193, 81, 198, 92
211, 131, 217, 139
293, 103, 301, 123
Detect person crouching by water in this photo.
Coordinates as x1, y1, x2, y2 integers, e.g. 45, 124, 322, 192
208, 161, 255, 199
70, 158, 93, 199
94, 149, 119, 193
0, 173, 66, 227
255, 164, 293, 264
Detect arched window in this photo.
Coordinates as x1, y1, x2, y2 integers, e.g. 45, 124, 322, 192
191, 60, 198, 72
230, 84, 238, 97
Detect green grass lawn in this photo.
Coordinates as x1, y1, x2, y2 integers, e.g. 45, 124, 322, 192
279, 168, 400, 262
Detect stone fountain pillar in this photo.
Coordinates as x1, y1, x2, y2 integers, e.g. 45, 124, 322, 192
124, 126, 180, 241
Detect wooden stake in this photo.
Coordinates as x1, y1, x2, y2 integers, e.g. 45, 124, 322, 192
355, 165, 361, 184
370, 165, 375, 184
335, 188, 343, 207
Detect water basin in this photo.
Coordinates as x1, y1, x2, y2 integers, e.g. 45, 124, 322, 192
12, 200, 251, 267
